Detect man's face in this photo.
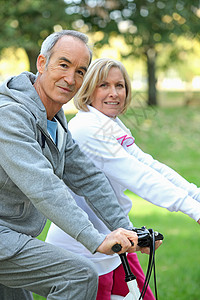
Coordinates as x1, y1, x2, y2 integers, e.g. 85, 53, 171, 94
36, 35, 90, 110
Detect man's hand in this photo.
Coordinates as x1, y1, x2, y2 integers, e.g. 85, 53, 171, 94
96, 228, 138, 255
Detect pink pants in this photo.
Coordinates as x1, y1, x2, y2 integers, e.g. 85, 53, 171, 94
96, 253, 155, 300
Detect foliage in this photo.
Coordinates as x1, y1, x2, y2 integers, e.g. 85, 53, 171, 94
64, 0, 200, 105
1, 0, 200, 104
64, 0, 200, 59
0, 0, 72, 73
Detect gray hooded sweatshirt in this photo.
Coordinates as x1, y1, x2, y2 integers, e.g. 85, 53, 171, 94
0, 72, 131, 259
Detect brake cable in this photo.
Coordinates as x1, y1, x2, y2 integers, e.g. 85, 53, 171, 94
139, 229, 157, 299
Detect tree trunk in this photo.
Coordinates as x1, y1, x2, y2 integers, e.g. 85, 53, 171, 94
146, 48, 157, 106
26, 48, 38, 74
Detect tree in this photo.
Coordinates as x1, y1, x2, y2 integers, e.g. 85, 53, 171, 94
1, 0, 199, 105
0, 0, 72, 73
63, 0, 200, 105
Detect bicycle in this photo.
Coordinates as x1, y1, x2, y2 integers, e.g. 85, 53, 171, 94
111, 226, 164, 300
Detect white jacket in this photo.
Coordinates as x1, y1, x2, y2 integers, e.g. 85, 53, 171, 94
46, 105, 200, 274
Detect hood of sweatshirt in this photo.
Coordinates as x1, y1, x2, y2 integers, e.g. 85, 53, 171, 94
0, 71, 67, 131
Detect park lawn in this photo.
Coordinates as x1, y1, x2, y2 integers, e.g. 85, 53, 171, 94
33, 105, 200, 300
127, 192, 200, 300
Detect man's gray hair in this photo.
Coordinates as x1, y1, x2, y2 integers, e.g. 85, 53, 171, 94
40, 30, 92, 66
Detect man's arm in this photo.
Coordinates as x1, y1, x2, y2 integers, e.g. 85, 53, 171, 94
0, 104, 132, 253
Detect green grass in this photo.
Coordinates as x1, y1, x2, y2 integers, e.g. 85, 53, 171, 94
127, 193, 200, 300
33, 105, 200, 299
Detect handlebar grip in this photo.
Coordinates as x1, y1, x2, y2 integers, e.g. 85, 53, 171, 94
112, 241, 134, 253
112, 244, 122, 253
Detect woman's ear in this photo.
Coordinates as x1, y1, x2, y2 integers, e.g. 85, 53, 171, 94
36, 54, 47, 74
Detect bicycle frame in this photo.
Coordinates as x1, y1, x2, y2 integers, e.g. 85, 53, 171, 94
111, 253, 142, 300
111, 281, 141, 300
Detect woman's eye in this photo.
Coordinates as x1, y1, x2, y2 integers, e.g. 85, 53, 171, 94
99, 83, 107, 87
117, 83, 124, 88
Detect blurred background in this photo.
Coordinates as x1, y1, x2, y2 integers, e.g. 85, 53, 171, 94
1, 0, 200, 107
1, 1, 199, 299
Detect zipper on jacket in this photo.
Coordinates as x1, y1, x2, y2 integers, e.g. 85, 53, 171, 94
41, 132, 46, 148
37, 125, 59, 153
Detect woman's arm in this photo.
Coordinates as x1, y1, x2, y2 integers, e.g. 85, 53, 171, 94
129, 143, 200, 202
68, 115, 200, 222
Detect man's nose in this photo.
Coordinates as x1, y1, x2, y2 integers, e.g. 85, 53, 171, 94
64, 71, 75, 86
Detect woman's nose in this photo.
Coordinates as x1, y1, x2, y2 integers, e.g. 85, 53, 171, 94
109, 88, 118, 98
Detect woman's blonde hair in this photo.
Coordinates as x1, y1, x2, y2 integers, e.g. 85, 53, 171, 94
74, 58, 132, 115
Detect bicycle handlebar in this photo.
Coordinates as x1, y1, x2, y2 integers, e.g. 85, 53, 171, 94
112, 226, 164, 300
112, 226, 164, 253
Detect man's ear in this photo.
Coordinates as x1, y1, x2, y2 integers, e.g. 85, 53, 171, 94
37, 54, 47, 74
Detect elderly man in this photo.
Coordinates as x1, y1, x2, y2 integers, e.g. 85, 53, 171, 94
0, 30, 139, 299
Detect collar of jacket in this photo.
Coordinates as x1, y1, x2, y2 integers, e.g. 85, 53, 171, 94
2, 71, 68, 134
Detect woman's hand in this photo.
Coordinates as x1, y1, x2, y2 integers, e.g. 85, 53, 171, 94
136, 240, 163, 255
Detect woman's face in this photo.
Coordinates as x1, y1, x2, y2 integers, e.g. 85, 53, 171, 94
90, 67, 126, 118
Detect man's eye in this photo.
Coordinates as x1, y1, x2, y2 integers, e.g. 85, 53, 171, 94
77, 70, 84, 76
60, 63, 68, 68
